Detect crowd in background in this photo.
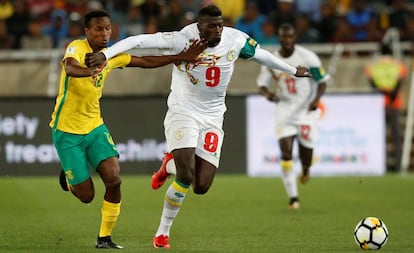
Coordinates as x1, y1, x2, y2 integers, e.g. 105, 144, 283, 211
0, 0, 413, 50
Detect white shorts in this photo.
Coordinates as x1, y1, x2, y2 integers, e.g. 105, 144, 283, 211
275, 109, 320, 149
164, 108, 224, 167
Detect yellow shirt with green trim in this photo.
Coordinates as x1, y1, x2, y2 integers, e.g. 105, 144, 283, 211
49, 39, 131, 134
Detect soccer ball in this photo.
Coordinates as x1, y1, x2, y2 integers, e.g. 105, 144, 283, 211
354, 217, 389, 250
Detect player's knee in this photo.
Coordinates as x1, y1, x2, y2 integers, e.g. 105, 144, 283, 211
281, 153, 292, 161
193, 183, 211, 195
78, 191, 95, 203
104, 176, 122, 191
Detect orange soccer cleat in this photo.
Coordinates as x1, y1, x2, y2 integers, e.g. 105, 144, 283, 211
151, 153, 173, 190
153, 235, 171, 248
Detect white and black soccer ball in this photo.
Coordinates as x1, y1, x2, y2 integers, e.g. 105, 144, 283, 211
354, 217, 389, 250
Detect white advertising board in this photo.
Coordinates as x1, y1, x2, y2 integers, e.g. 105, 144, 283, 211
247, 94, 386, 177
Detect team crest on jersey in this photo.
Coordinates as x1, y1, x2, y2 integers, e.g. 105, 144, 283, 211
66, 46, 76, 55
227, 50, 235, 61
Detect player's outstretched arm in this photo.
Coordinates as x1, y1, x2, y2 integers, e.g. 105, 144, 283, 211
127, 39, 207, 68
85, 32, 188, 67
252, 47, 312, 77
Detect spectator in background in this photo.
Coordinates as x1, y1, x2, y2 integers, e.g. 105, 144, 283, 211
388, 0, 413, 41
139, 0, 162, 23
295, 0, 322, 25
21, 16, 52, 49
158, 0, 186, 32
125, 5, 144, 35
108, 21, 128, 46
330, 0, 351, 16
346, 0, 378, 41
208, 0, 244, 24
270, 0, 296, 30
0, 0, 13, 20
58, 20, 84, 48
27, 0, 55, 24
0, 20, 14, 49
235, 1, 266, 41
317, 1, 338, 42
255, 0, 278, 16
104, 0, 130, 25
364, 43, 408, 172
331, 15, 354, 42
143, 16, 159, 34
42, 8, 69, 48
295, 14, 320, 43
258, 19, 279, 45
5, 0, 29, 49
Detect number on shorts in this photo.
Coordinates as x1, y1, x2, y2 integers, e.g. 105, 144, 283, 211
300, 125, 310, 140
204, 131, 219, 152
206, 67, 220, 87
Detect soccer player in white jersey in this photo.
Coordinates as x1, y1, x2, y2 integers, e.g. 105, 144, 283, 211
257, 23, 330, 210
85, 5, 311, 248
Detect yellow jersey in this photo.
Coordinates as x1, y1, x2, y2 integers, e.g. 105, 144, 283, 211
49, 39, 131, 134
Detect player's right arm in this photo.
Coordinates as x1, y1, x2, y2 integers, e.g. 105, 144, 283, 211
257, 65, 278, 102
64, 57, 105, 78
86, 32, 190, 67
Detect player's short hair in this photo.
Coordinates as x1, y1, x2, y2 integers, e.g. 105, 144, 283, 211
84, 10, 110, 28
198, 4, 222, 21
278, 23, 295, 33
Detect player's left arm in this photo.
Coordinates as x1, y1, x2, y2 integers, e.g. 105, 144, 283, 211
243, 40, 311, 77
307, 54, 330, 111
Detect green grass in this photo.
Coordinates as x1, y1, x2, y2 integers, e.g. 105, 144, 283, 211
1, 174, 414, 252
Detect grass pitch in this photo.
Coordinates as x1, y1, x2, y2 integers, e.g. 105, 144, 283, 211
1, 174, 414, 253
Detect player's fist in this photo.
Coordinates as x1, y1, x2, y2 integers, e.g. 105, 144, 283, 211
294, 65, 312, 77
85, 52, 106, 67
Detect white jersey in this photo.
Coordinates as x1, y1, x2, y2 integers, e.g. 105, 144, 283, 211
257, 45, 329, 124
167, 24, 258, 118
104, 23, 298, 119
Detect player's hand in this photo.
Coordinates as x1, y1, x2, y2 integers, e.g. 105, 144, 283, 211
179, 39, 208, 62
265, 92, 279, 102
90, 61, 107, 85
85, 52, 106, 67
308, 100, 318, 111
294, 65, 312, 77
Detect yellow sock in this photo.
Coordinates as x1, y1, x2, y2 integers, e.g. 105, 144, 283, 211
281, 160, 294, 173
99, 200, 121, 237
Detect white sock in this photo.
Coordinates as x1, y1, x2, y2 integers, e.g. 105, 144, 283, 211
166, 159, 176, 175
155, 180, 189, 237
280, 160, 298, 199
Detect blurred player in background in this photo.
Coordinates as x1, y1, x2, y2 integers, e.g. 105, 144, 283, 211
50, 10, 206, 249
85, 5, 310, 248
256, 23, 329, 210
365, 43, 408, 172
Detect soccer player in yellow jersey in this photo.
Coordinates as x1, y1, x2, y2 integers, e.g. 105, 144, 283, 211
49, 10, 206, 249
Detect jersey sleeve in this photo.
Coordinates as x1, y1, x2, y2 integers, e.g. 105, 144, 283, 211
104, 32, 188, 59
109, 53, 132, 69
62, 40, 86, 64
239, 37, 258, 60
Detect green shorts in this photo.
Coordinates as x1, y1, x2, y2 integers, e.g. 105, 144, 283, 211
52, 124, 119, 185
